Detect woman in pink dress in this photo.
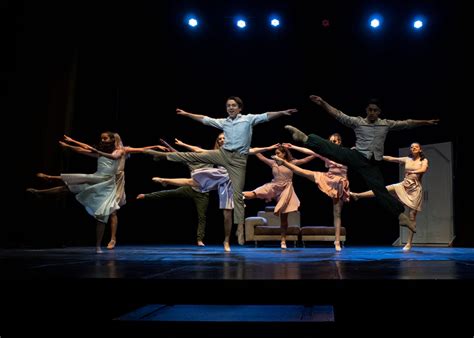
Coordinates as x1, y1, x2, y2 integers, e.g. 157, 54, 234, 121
350, 142, 428, 251
272, 133, 350, 251
243, 145, 316, 249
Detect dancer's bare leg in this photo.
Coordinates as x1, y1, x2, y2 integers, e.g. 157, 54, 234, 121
96, 221, 105, 253
223, 209, 232, 252
36, 173, 63, 182
351, 186, 396, 201
333, 199, 343, 251
152, 177, 198, 188
243, 191, 257, 199
403, 209, 417, 251
26, 185, 68, 195
107, 212, 118, 249
280, 213, 289, 249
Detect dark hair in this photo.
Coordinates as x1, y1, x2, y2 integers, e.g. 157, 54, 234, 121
96, 131, 116, 153
276, 145, 294, 161
227, 96, 244, 110
408, 142, 426, 161
367, 98, 381, 109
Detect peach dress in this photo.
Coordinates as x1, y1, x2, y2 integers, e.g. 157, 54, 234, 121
252, 160, 300, 215
388, 157, 426, 211
312, 156, 350, 202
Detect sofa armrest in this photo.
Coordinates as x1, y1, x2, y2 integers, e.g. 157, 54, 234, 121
244, 217, 267, 241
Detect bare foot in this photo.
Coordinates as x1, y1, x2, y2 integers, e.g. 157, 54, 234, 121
152, 177, 167, 186
107, 240, 116, 249
197, 240, 205, 247
96, 247, 103, 254
223, 241, 231, 252
334, 241, 342, 252
285, 125, 308, 143
280, 241, 287, 250
403, 244, 412, 251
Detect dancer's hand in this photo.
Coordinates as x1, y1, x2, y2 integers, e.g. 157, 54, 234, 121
136, 194, 145, 200
309, 95, 323, 105
176, 108, 189, 116
282, 143, 293, 149
283, 109, 298, 115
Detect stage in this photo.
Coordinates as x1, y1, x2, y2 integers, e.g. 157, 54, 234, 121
1, 245, 473, 336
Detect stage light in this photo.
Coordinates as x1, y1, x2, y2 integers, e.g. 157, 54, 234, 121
413, 19, 424, 29
236, 19, 247, 29
188, 18, 198, 27
270, 18, 280, 27
370, 18, 380, 28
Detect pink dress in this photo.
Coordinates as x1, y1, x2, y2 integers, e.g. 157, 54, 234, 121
387, 157, 426, 211
252, 160, 300, 215
312, 157, 350, 202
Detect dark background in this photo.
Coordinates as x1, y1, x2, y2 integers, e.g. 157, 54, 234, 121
6, 0, 470, 248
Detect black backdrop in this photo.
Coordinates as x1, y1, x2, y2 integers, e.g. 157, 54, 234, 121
7, 0, 470, 248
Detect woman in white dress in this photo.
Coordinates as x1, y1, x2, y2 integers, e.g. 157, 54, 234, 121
27, 132, 167, 253
350, 142, 429, 251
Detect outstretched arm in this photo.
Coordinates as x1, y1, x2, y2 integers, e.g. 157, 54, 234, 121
408, 119, 440, 126
254, 153, 275, 167
174, 138, 206, 152
176, 108, 207, 123
248, 143, 279, 155
266, 109, 298, 121
309, 95, 341, 118
124, 145, 169, 154
383, 156, 406, 164
63, 135, 92, 150
59, 141, 98, 158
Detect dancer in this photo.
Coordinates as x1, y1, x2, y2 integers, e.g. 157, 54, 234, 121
140, 134, 278, 252
350, 142, 428, 251
142, 96, 297, 233
136, 136, 218, 247
285, 95, 438, 233
243, 144, 315, 249
271, 134, 350, 251
27, 132, 167, 253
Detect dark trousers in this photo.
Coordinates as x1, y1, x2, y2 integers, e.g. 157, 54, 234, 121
305, 134, 404, 218
145, 186, 210, 241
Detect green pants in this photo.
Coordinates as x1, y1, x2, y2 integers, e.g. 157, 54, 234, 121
167, 148, 247, 224
305, 133, 404, 218
144, 186, 210, 241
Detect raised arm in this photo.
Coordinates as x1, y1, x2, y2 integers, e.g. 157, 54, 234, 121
254, 153, 276, 167
174, 138, 206, 152
266, 109, 298, 121
309, 95, 341, 118
176, 108, 207, 123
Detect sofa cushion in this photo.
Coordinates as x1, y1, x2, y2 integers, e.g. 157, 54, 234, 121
254, 225, 300, 236
300, 226, 346, 236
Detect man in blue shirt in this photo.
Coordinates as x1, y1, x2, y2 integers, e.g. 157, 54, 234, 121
285, 95, 439, 233
145, 96, 297, 242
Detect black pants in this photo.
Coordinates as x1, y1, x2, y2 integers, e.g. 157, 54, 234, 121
305, 134, 404, 218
